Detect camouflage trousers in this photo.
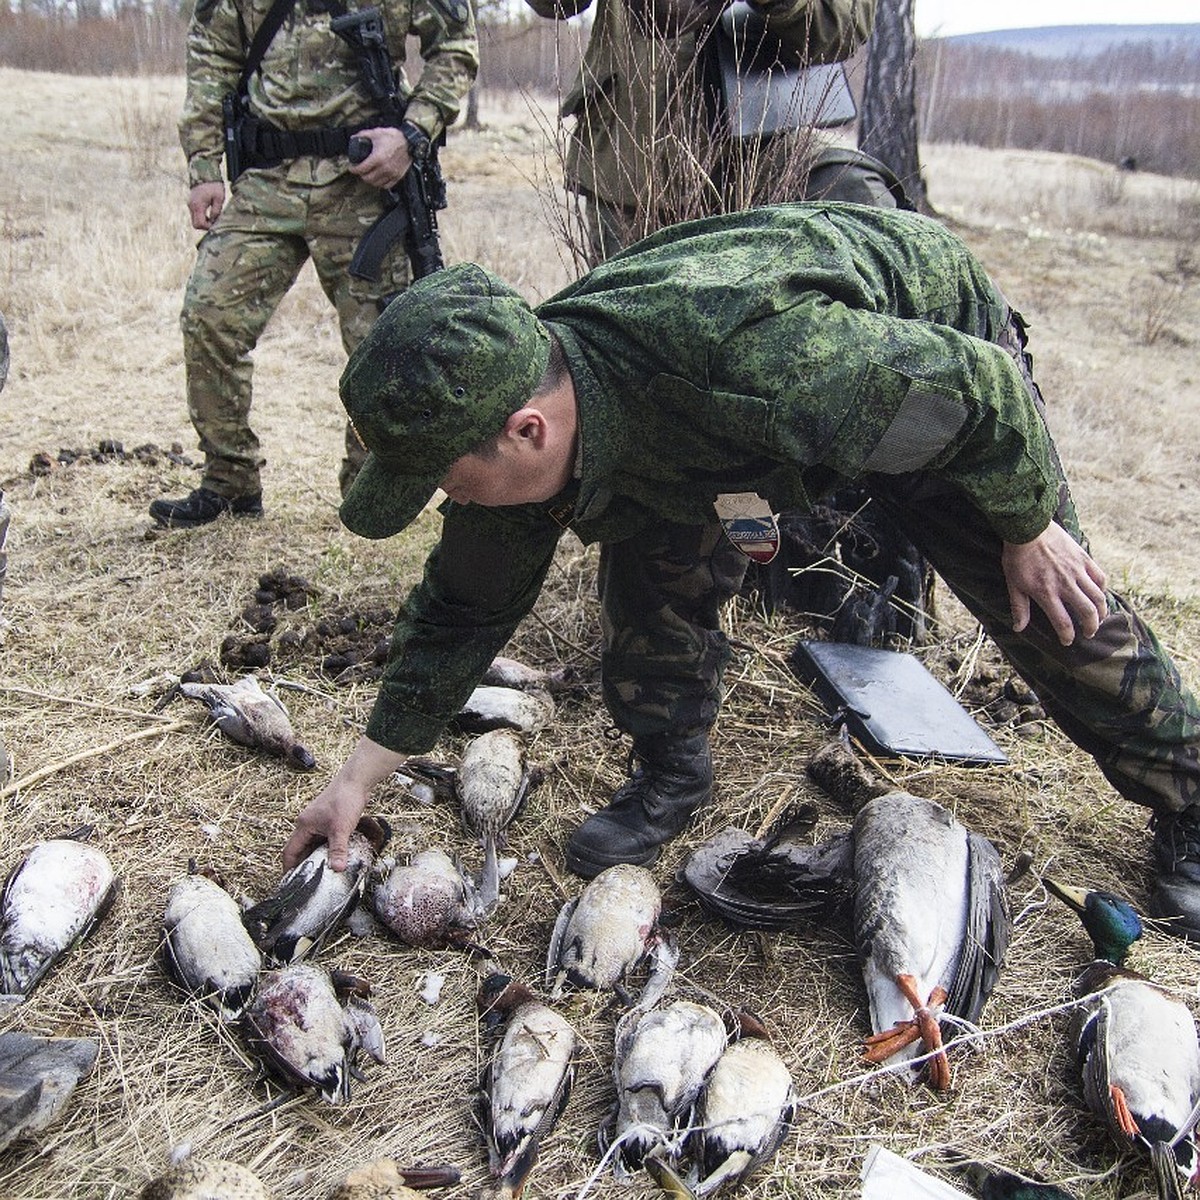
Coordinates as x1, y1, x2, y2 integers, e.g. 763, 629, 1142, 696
600, 304, 1200, 818
180, 163, 410, 499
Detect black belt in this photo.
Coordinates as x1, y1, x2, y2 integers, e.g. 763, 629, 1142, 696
241, 117, 358, 166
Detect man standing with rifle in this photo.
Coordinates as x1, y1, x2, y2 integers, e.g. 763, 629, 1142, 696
151, 0, 477, 528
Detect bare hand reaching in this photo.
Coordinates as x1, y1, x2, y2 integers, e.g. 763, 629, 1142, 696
1001, 524, 1108, 646
283, 736, 409, 871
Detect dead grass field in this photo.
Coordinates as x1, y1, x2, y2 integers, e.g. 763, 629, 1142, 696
1, 67, 1200, 1200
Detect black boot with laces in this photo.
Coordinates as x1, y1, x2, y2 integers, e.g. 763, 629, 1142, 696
149, 487, 263, 529
565, 732, 712, 879
1151, 804, 1200, 938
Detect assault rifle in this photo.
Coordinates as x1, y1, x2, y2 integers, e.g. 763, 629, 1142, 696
332, 6, 446, 281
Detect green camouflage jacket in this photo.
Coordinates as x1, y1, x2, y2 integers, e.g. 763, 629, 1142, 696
365, 203, 1061, 754
523, 0, 874, 208
179, 0, 478, 187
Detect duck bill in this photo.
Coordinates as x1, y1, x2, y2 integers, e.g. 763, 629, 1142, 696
1043, 877, 1089, 914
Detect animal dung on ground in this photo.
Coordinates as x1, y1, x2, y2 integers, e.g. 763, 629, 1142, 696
242, 963, 385, 1105
477, 973, 577, 1199
0, 834, 118, 999
242, 816, 388, 964
161, 867, 262, 1018
454, 685, 554, 735
138, 1156, 272, 1199
371, 848, 480, 949
0, 1031, 99, 1152
546, 863, 678, 1009
178, 675, 316, 770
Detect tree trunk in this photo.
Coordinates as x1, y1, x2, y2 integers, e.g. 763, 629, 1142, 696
858, 0, 930, 214
465, 83, 481, 130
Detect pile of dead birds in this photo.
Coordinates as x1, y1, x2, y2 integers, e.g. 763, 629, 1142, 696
7, 653, 1198, 1200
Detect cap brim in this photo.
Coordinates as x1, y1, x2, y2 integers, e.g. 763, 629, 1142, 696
338, 453, 440, 540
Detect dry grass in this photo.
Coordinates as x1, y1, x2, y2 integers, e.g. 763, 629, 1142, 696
1, 67, 1200, 1199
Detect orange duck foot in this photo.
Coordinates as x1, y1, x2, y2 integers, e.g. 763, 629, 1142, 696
862, 974, 951, 1090
1110, 1084, 1141, 1138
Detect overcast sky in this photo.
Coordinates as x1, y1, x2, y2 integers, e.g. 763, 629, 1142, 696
915, 0, 1200, 37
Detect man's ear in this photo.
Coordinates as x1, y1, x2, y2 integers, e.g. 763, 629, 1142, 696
503, 406, 547, 445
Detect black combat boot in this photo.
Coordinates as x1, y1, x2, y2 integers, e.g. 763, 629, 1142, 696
565, 732, 713, 878
1150, 804, 1200, 939
149, 487, 263, 529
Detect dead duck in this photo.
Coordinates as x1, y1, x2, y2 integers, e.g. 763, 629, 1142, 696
371, 848, 480, 949
604, 998, 727, 1179
0, 832, 119, 999
482, 655, 576, 694
178, 675, 316, 770
0, 1030, 99, 1152
477, 973, 577, 1199
325, 1161, 460, 1199
242, 816, 388, 964
688, 1016, 797, 1196
161, 865, 262, 1018
809, 738, 1010, 1090
242, 963, 385, 1104
407, 730, 542, 914
546, 863, 678, 1009
455, 685, 554, 735
1046, 879, 1200, 1199
139, 1157, 271, 1199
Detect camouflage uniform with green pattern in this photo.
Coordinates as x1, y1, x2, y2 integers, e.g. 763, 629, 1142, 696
178, 0, 477, 497
364, 204, 1199, 817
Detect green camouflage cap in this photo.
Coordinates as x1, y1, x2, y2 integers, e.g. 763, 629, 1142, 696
339, 263, 551, 539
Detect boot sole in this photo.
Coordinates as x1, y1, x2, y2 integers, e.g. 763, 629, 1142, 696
149, 507, 263, 529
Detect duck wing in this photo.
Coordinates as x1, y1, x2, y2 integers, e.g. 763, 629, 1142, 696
683, 826, 854, 931
943, 830, 1011, 1026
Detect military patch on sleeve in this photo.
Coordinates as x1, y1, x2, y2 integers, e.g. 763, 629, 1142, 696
715, 492, 779, 563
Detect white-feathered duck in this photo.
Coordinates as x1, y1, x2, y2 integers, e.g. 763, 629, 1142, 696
546, 863, 678, 1009
481, 655, 576, 694
161, 865, 262, 1018
0, 831, 119, 999
407, 730, 542, 914
605, 998, 727, 1179
814, 738, 1010, 1090
242, 816, 388, 964
455, 685, 554, 736
1046, 878, 1200, 1200
242, 963, 385, 1104
689, 1016, 797, 1196
178, 675, 316, 769
477, 973, 577, 1200
371, 847, 480, 949
0, 1030, 99, 1152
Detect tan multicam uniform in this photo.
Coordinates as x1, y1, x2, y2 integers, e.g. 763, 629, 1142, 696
178, 0, 477, 497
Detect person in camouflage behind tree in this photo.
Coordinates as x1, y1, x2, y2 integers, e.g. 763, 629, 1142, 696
282, 202, 1200, 936
150, 0, 477, 528
524, 0, 929, 880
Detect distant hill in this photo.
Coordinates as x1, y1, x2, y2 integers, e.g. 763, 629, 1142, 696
937, 23, 1200, 58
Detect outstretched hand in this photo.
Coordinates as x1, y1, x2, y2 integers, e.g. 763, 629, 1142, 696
283, 736, 408, 872
1001, 524, 1108, 646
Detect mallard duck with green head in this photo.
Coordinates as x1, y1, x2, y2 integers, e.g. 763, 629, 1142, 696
1046, 878, 1200, 1200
